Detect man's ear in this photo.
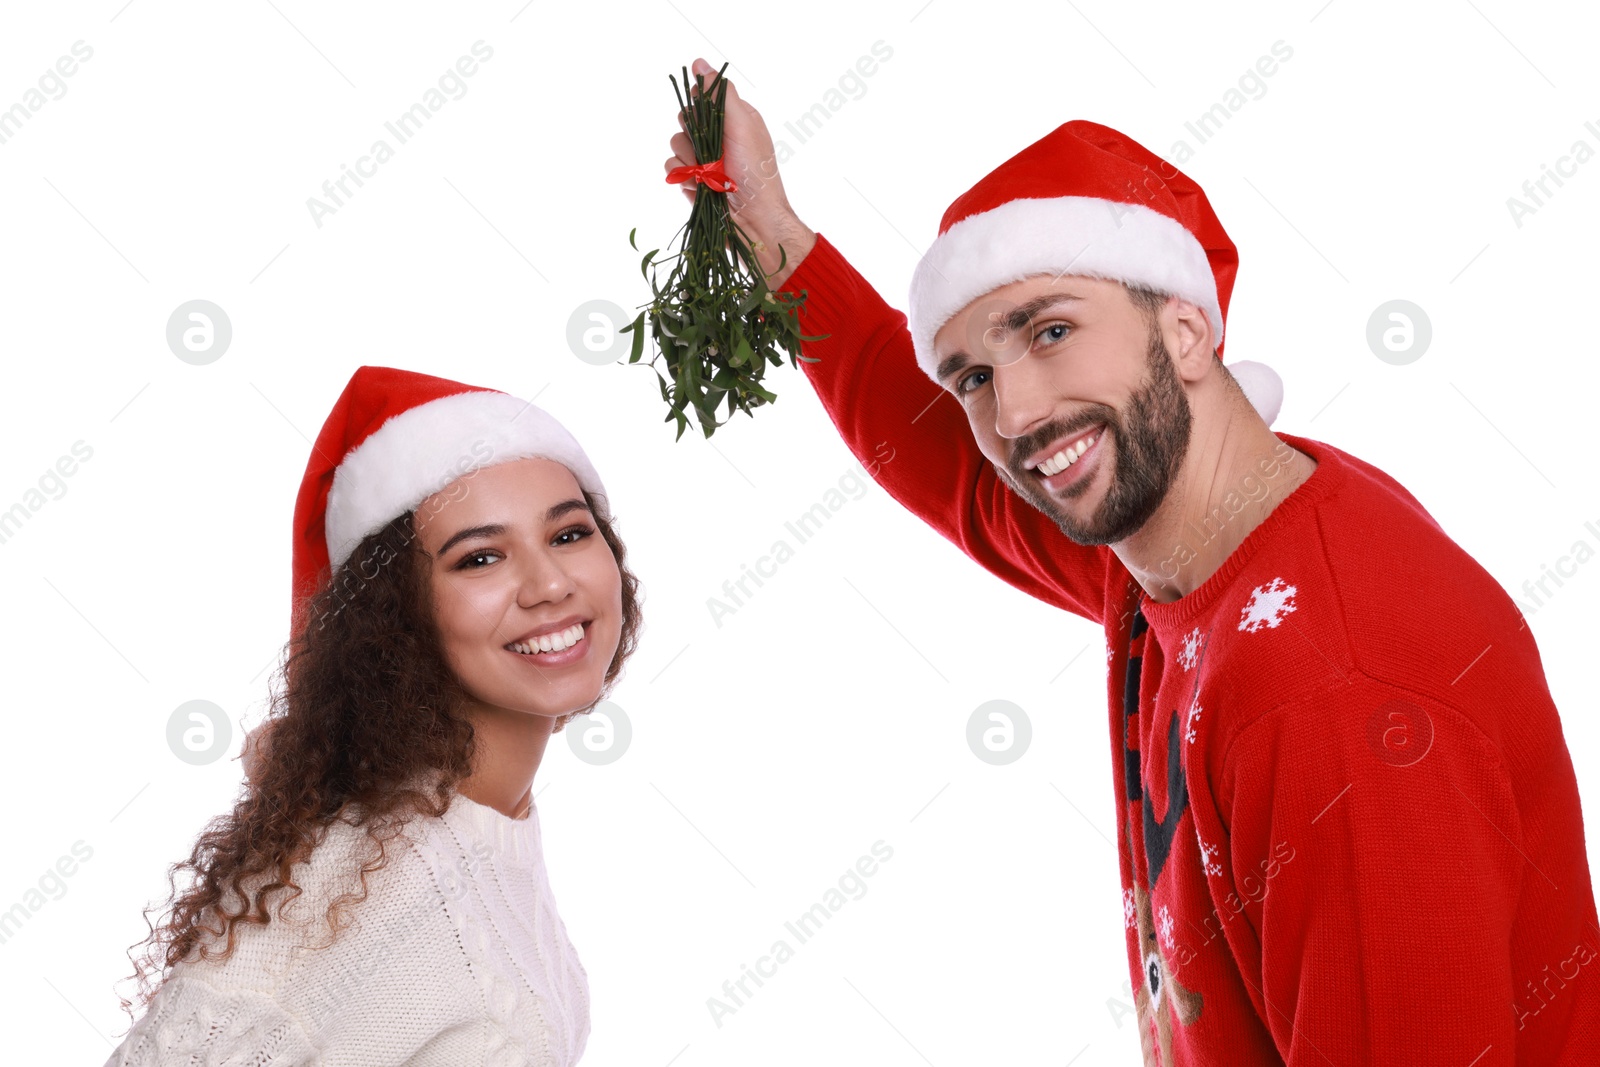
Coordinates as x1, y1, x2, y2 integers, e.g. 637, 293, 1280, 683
1164, 298, 1215, 383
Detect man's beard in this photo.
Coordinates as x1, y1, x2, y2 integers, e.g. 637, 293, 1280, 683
999, 320, 1193, 546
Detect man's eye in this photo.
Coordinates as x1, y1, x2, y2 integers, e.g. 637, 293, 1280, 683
956, 324, 1071, 396
956, 369, 991, 396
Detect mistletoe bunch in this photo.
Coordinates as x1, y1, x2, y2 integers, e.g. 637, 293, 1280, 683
623, 62, 824, 440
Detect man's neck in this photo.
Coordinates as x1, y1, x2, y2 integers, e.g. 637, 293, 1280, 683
1116, 415, 1317, 604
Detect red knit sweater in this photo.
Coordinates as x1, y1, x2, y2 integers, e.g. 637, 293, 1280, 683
777, 231, 1600, 1064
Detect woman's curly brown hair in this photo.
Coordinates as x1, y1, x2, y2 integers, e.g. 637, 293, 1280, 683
114, 485, 642, 1024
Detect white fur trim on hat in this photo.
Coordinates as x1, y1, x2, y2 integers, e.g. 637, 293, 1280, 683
908, 196, 1224, 384
324, 390, 608, 572
1226, 360, 1283, 427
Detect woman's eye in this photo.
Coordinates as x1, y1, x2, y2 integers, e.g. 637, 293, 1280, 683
555, 524, 596, 546
453, 526, 595, 568
1036, 322, 1070, 345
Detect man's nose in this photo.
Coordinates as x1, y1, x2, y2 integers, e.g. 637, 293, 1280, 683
991, 352, 1057, 443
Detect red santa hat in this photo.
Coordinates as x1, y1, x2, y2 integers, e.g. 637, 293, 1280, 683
290, 365, 609, 634
907, 119, 1282, 424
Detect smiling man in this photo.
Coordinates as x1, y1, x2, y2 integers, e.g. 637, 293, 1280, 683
934, 270, 1313, 592
665, 59, 1600, 1064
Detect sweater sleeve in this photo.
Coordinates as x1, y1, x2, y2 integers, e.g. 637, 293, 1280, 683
1218, 683, 1524, 1064
103, 975, 321, 1066
776, 231, 1111, 624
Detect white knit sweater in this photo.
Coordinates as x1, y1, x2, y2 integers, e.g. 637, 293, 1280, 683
104, 791, 589, 1066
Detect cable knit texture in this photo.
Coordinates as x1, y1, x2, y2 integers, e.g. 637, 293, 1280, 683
105, 791, 588, 1066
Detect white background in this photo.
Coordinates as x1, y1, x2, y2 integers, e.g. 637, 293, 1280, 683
2, 1, 1597, 1064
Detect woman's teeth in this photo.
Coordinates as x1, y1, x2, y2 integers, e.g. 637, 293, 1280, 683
508, 623, 585, 655
1037, 434, 1096, 477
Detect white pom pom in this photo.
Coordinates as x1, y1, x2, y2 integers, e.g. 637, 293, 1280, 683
1226, 360, 1283, 427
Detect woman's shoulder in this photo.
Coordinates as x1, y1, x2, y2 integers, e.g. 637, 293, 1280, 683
188, 784, 556, 968
175, 803, 475, 993
190, 802, 446, 963
268, 790, 552, 943
112, 803, 503, 1067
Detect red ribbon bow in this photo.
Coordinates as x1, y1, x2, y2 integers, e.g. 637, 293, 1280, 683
665, 156, 739, 193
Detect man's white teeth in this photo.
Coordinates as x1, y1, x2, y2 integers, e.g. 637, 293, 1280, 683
1038, 435, 1096, 477
508, 623, 585, 655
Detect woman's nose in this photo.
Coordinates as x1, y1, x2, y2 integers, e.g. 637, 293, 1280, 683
515, 550, 577, 608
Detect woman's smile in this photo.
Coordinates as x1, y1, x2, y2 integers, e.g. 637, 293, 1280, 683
504, 620, 592, 668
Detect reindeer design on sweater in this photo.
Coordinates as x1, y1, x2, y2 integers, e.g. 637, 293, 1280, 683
1125, 605, 1206, 1064
1131, 820, 1203, 1064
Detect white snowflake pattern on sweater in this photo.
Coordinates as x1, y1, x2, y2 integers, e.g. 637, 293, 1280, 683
1178, 627, 1203, 670
1185, 695, 1203, 744
1158, 904, 1175, 950
1239, 577, 1298, 632
1196, 829, 1223, 877
1123, 887, 1136, 929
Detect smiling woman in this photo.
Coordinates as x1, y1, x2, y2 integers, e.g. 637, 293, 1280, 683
104, 366, 643, 1067
413, 455, 631, 814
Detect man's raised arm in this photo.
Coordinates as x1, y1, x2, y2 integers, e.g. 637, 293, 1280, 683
665, 59, 1112, 624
